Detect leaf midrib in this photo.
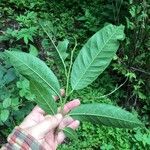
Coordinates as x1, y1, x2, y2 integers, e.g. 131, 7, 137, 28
70, 112, 142, 126
8, 52, 59, 96
72, 27, 119, 90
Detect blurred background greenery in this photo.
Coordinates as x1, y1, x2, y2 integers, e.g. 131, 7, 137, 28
0, 0, 150, 149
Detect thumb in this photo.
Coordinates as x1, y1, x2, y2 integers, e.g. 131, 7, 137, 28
28, 114, 62, 139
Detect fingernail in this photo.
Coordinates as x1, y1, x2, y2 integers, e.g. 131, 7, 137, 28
75, 120, 80, 125
45, 115, 51, 119
55, 114, 63, 120
74, 99, 80, 104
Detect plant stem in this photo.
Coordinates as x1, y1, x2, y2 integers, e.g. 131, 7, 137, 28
40, 24, 68, 78
66, 43, 77, 96
63, 38, 77, 108
94, 78, 128, 99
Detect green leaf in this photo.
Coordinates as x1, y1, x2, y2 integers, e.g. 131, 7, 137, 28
5, 51, 60, 96
3, 98, 11, 108
57, 39, 69, 61
39, 20, 56, 36
0, 65, 5, 80
11, 98, 19, 106
71, 24, 125, 90
0, 52, 5, 60
0, 109, 9, 122
69, 103, 143, 129
24, 36, 29, 44
63, 127, 78, 140
30, 81, 57, 115
29, 44, 38, 56
3, 68, 16, 84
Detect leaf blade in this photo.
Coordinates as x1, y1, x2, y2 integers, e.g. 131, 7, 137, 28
71, 24, 125, 90
30, 81, 57, 115
0, 109, 9, 122
69, 103, 143, 129
57, 39, 69, 61
5, 51, 60, 96
63, 127, 78, 141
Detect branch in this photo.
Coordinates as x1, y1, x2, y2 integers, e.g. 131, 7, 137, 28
95, 78, 128, 99
130, 67, 150, 75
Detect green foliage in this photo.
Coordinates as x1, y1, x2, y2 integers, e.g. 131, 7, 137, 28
16, 27, 37, 45
4, 23, 142, 132
16, 78, 35, 100
0, 109, 9, 122
0, 0, 149, 149
0, 27, 37, 45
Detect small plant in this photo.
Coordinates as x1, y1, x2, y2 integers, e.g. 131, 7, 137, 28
3, 24, 143, 140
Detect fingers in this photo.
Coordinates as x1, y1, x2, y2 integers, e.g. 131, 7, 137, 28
32, 105, 45, 115
57, 120, 80, 144
28, 114, 63, 139
58, 99, 80, 114
68, 120, 80, 129
56, 132, 65, 144
63, 99, 80, 114
59, 116, 74, 129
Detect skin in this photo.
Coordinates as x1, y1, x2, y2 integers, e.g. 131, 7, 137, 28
19, 89, 80, 150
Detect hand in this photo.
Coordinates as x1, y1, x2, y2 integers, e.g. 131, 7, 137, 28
19, 89, 80, 150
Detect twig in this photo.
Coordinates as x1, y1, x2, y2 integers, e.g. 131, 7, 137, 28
130, 67, 150, 75
95, 78, 128, 99
40, 23, 68, 78
64, 38, 77, 104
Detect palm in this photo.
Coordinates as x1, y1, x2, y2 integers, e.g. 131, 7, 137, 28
19, 106, 45, 128
19, 97, 80, 150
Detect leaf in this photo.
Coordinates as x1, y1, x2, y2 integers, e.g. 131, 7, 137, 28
24, 36, 29, 44
11, 98, 19, 108
71, 24, 125, 90
57, 39, 69, 61
39, 20, 56, 36
63, 127, 78, 140
29, 44, 38, 56
3, 68, 16, 84
0, 52, 5, 60
0, 65, 5, 80
5, 51, 60, 96
69, 103, 143, 129
0, 109, 9, 122
30, 81, 57, 114
3, 98, 11, 108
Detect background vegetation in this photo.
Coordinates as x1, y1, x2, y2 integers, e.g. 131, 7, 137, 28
0, 0, 150, 149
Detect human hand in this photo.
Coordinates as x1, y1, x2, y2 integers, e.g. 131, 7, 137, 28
19, 89, 80, 150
